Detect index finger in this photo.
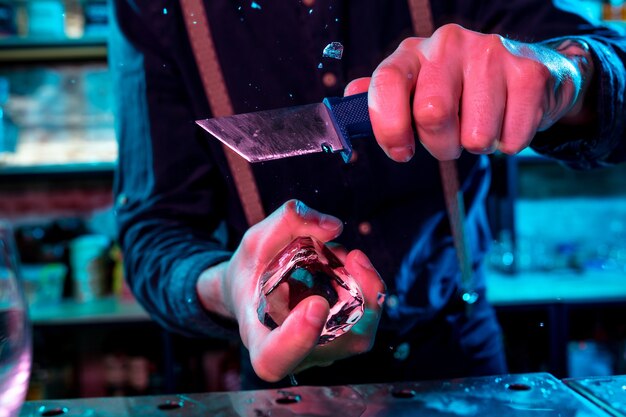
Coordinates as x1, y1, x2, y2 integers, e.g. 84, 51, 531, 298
369, 38, 423, 162
247, 200, 344, 264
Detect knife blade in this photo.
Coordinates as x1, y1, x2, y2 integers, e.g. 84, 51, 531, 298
196, 92, 373, 163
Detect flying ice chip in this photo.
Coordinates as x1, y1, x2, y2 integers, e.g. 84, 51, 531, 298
322, 42, 344, 60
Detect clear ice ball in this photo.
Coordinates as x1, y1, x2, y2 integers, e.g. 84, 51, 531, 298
256, 236, 364, 345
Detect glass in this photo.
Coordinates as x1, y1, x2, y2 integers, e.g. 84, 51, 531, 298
0, 222, 32, 417
257, 236, 364, 345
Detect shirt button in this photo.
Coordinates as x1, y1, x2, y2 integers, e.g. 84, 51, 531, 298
116, 194, 128, 207
393, 342, 410, 361
386, 294, 399, 309
322, 72, 337, 88
358, 221, 371, 235
302, 0, 315, 6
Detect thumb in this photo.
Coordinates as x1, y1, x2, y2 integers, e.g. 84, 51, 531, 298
250, 295, 330, 382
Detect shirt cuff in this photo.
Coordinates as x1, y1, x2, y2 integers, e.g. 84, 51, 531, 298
167, 250, 240, 339
530, 35, 625, 169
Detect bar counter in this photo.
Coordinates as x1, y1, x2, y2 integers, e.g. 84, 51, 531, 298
19, 373, 626, 417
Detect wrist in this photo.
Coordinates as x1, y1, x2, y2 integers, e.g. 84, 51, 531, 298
196, 260, 236, 320
546, 38, 595, 120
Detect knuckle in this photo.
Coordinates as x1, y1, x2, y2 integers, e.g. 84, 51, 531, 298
280, 199, 305, 224
281, 198, 299, 216
372, 63, 405, 86
240, 227, 259, 254
480, 34, 506, 63
414, 100, 453, 131
433, 23, 463, 43
398, 37, 420, 50
484, 34, 505, 53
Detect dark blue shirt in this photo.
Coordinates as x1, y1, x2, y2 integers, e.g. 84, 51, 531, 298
109, 0, 626, 383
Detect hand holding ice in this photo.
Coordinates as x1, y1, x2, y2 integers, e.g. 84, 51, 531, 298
256, 236, 364, 345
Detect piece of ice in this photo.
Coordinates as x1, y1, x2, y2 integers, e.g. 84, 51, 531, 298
322, 42, 344, 59
251, 1, 261, 10
256, 236, 364, 345
317, 63, 323, 69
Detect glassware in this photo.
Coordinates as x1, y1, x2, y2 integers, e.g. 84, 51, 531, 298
0, 221, 32, 417
257, 236, 364, 345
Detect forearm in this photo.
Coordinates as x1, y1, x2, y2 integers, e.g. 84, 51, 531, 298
121, 218, 237, 338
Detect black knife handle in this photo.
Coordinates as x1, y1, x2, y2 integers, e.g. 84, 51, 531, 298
323, 92, 373, 162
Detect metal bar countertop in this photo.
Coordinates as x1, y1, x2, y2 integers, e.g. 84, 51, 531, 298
20, 372, 620, 417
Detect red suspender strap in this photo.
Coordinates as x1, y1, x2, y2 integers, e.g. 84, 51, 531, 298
180, 0, 266, 226
408, 0, 435, 38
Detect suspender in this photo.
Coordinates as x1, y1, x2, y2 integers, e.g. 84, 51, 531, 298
408, 0, 435, 37
180, 0, 266, 226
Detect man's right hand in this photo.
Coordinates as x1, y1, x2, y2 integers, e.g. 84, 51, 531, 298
196, 199, 386, 382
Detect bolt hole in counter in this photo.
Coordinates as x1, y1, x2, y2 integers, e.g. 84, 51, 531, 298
156, 400, 184, 410
38, 406, 68, 416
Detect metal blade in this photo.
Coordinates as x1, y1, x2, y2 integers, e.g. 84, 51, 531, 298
196, 103, 345, 163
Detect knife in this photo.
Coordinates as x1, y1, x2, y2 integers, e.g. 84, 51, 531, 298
196, 92, 477, 312
196, 92, 373, 163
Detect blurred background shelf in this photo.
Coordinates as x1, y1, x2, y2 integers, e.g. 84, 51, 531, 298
0, 161, 115, 179
0, 37, 107, 62
30, 296, 150, 326
0, 0, 108, 62
487, 270, 626, 306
